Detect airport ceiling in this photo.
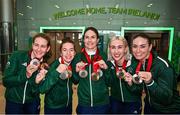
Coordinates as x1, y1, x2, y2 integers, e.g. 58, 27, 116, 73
16, 0, 180, 30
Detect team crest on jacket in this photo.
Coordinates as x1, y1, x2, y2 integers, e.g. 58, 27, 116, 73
22, 62, 27, 66
111, 66, 114, 70
5, 61, 10, 68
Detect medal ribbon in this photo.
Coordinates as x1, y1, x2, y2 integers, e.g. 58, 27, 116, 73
60, 57, 72, 71
115, 60, 127, 79
135, 52, 153, 73
115, 60, 127, 73
82, 48, 102, 73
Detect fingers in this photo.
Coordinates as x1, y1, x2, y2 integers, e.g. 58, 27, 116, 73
35, 72, 46, 84
95, 60, 108, 69
76, 61, 87, 72
26, 64, 39, 78
56, 64, 68, 73
138, 71, 152, 84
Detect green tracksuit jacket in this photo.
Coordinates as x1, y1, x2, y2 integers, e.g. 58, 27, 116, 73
131, 51, 180, 113
107, 59, 142, 102
38, 58, 73, 109
71, 49, 110, 107
3, 51, 39, 104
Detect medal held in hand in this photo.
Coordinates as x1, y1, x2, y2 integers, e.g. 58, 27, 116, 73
79, 69, 88, 78
91, 62, 103, 81
79, 62, 88, 78
132, 74, 143, 84
116, 68, 125, 79
60, 69, 72, 80
59, 57, 72, 80
30, 58, 40, 66
115, 60, 127, 80
133, 52, 153, 84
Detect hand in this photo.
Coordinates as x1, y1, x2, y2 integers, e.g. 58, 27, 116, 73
26, 64, 39, 78
56, 64, 68, 73
95, 60, 108, 69
138, 71, 152, 84
35, 69, 48, 84
124, 72, 133, 86
76, 61, 87, 72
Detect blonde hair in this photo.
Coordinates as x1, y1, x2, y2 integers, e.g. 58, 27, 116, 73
107, 36, 130, 61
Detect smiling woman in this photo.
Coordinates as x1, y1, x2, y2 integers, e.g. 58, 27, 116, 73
2, 33, 52, 114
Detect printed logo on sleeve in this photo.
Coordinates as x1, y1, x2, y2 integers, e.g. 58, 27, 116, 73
22, 62, 28, 66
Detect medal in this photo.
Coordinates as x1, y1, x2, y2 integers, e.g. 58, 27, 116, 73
132, 73, 143, 84
59, 57, 72, 80
79, 62, 88, 78
91, 72, 100, 81
115, 60, 127, 79
60, 70, 72, 80
82, 48, 102, 81
133, 52, 153, 84
30, 58, 40, 66
79, 69, 88, 78
91, 62, 103, 81
116, 69, 125, 79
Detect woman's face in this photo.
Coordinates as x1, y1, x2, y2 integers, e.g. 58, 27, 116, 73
61, 42, 76, 63
84, 30, 99, 51
132, 36, 152, 61
32, 37, 50, 59
110, 39, 127, 62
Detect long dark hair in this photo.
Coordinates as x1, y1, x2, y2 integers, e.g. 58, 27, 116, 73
131, 33, 152, 46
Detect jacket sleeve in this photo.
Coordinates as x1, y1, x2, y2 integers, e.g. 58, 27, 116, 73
38, 61, 60, 94
126, 82, 143, 94
2, 52, 27, 88
146, 64, 174, 105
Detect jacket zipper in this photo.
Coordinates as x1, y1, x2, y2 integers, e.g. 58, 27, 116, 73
142, 61, 151, 105
146, 85, 151, 105
66, 78, 69, 107
119, 79, 124, 102
23, 80, 28, 104
89, 55, 93, 107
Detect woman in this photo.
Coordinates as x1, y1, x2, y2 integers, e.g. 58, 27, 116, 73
2, 33, 51, 114
127, 33, 180, 113
71, 27, 110, 114
108, 36, 141, 114
36, 38, 76, 114
107, 36, 142, 114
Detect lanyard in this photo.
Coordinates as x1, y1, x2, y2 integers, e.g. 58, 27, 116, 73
81, 48, 102, 65
135, 52, 153, 73
82, 48, 102, 72
115, 60, 127, 72
61, 57, 72, 71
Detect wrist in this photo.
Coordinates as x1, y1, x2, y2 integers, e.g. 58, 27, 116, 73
26, 71, 31, 78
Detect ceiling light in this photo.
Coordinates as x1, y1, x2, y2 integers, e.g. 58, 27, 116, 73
26, 6, 32, 9
115, 4, 119, 8
49, 18, 52, 21
31, 17, 34, 20
86, 4, 89, 8
18, 12, 24, 16
54, 5, 60, 9
147, 3, 153, 8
